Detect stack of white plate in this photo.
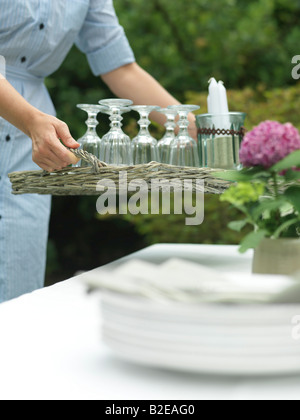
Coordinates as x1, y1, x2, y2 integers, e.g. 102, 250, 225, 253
101, 292, 300, 376
85, 258, 300, 376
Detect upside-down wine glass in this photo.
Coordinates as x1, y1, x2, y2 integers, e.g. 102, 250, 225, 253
98, 98, 133, 166
157, 107, 178, 164
76, 104, 103, 167
131, 105, 161, 164
168, 104, 200, 167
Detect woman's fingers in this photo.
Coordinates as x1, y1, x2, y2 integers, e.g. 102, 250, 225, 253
35, 156, 58, 172
52, 120, 80, 165
30, 114, 80, 169
55, 119, 79, 149
49, 139, 79, 166
32, 138, 76, 170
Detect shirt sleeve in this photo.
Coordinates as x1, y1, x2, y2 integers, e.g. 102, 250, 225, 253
75, 0, 135, 76
0, 59, 5, 79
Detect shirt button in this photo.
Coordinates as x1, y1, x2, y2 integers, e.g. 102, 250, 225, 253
6, 135, 11, 142
39, 23, 45, 30
21, 57, 27, 63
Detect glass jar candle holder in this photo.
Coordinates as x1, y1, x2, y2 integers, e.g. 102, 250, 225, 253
196, 112, 246, 170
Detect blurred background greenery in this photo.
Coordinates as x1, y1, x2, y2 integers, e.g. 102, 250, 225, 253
45, 0, 300, 285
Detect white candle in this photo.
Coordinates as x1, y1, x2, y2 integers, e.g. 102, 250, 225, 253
208, 77, 221, 114
207, 78, 229, 115
204, 78, 234, 169
218, 80, 229, 114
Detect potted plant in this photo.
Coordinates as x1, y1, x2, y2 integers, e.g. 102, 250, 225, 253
216, 120, 300, 275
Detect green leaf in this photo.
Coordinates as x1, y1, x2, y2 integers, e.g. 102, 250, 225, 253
270, 150, 300, 172
213, 167, 269, 182
251, 198, 286, 220
213, 170, 250, 182
239, 230, 267, 253
228, 219, 248, 232
242, 167, 268, 175
283, 169, 300, 181
284, 186, 300, 213
252, 171, 272, 181
273, 217, 300, 239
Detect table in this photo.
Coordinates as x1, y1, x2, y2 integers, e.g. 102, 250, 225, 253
0, 244, 300, 400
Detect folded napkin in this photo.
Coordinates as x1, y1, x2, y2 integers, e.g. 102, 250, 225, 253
84, 258, 300, 305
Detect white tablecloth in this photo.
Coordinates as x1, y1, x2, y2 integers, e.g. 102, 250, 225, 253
0, 244, 300, 400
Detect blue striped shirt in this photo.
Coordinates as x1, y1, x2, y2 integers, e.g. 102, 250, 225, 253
1, 0, 135, 78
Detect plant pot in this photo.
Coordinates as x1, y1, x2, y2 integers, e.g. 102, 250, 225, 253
252, 238, 300, 275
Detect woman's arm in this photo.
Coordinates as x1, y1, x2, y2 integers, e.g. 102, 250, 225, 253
0, 78, 79, 172
101, 62, 197, 139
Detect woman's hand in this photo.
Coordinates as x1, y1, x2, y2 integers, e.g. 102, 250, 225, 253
0, 79, 80, 171
29, 112, 80, 172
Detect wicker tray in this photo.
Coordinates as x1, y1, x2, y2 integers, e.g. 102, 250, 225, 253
8, 148, 232, 196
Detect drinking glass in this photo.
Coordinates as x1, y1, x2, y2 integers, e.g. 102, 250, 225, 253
157, 108, 178, 164
76, 104, 103, 167
168, 105, 200, 167
98, 98, 133, 166
131, 105, 160, 164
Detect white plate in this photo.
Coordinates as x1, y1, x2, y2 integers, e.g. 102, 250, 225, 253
102, 292, 300, 325
103, 335, 300, 376
102, 306, 296, 341
102, 316, 298, 349
102, 305, 296, 334
103, 325, 300, 356
101, 293, 300, 326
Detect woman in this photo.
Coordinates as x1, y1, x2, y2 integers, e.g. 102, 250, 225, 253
0, 0, 195, 302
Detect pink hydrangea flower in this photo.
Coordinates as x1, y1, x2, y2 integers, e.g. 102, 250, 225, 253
240, 120, 300, 168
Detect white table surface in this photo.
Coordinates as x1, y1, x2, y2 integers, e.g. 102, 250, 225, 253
0, 244, 300, 401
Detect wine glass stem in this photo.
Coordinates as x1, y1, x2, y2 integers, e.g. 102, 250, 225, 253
165, 116, 176, 136
177, 112, 189, 137
86, 112, 99, 134
138, 112, 151, 135
109, 109, 123, 130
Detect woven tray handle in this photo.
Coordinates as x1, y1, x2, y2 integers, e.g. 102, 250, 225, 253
67, 147, 108, 173
42, 147, 108, 175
